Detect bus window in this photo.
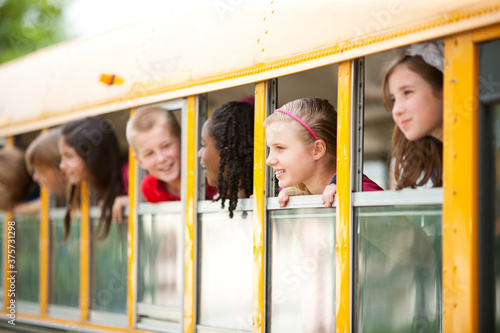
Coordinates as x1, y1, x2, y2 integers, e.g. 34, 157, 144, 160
48, 208, 80, 317
368, 42, 445, 191
364, 51, 398, 190
198, 85, 255, 201
478, 38, 500, 331
14, 214, 40, 313
132, 104, 182, 204
7, 131, 41, 314
493, 101, 500, 331
356, 203, 442, 331
20, 126, 81, 318
269, 206, 336, 332
266, 65, 338, 332
133, 101, 185, 331
355, 42, 445, 331
196, 85, 254, 332
277, 65, 338, 107
272, 65, 338, 198
85, 110, 129, 323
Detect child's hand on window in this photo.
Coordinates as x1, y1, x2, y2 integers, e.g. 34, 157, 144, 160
112, 195, 129, 223
322, 184, 337, 208
277, 190, 290, 208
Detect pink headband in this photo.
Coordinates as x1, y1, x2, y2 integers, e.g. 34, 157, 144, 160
274, 109, 319, 140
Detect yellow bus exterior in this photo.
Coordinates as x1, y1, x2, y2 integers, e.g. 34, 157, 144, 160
0, 1, 498, 332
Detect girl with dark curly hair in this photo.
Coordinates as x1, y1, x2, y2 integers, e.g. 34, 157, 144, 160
198, 101, 254, 218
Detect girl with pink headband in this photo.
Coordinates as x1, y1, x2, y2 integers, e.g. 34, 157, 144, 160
265, 98, 382, 208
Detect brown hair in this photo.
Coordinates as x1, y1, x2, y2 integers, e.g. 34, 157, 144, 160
61, 117, 124, 242
264, 98, 337, 194
382, 54, 443, 190
126, 106, 181, 154
0, 148, 34, 210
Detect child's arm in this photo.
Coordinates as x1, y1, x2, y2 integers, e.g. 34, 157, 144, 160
12, 198, 42, 216
322, 184, 337, 208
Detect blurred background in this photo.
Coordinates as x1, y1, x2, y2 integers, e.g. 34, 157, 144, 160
0, 0, 178, 64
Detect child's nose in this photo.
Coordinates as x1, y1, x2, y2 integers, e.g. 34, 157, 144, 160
156, 150, 167, 162
265, 153, 275, 166
392, 99, 404, 116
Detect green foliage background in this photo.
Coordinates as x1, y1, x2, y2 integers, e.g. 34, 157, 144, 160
0, 0, 72, 64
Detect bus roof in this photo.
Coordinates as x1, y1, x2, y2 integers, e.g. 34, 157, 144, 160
0, 0, 498, 136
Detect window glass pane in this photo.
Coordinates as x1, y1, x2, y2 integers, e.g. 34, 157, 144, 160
356, 205, 442, 332
198, 211, 253, 329
139, 212, 182, 308
0, 213, 4, 309
494, 104, 500, 328
270, 208, 336, 333
478, 38, 500, 330
50, 217, 79, 307
16, 215, 40, 304
91, 219, 127, 314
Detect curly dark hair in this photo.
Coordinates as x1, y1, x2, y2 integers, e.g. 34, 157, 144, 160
61, 117, 124, 242
209, 101, 254, 218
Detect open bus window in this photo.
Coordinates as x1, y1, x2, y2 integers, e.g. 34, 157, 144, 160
365, 41, 445, 192
129, 101, 185, 329
196, 85, 255, 331
130, 104, 182, 204
81, 110, 130, 319
198, 84, 255, 202
364, 50, 399, 190
270, 64, 338, 197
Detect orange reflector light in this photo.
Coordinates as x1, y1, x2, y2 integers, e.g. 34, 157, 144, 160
99, 74, 124, 85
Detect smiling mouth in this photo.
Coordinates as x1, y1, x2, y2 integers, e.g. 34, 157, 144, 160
400, 119, 411, 128
158, 164, 173, 172
275, 170, 285, 178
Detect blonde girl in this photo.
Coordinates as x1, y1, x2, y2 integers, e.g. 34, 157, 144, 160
382, 41, 444, 190
265, 98, 381, 207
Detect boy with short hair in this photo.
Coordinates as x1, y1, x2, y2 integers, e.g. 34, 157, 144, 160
126, 106, 216, 202
126, 106, 182, 202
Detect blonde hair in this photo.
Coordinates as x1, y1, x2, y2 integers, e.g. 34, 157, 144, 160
264, 98, 337, 194
0, 148, 33, 210
25, 128, 62, 174
126, 106, 181, 153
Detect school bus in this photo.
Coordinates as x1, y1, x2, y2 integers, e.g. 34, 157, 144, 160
0, 0, 499, 332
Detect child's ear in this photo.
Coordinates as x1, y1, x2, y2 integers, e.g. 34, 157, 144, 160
312, 140, 327, 160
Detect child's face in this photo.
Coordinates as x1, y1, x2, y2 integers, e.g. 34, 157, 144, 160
33, 164, 64, 193
388, 64, 443, 141
266, 121, 317, 191
59, 138, 90, 185
198, 120, 221, 187
134, 125, 181, 185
